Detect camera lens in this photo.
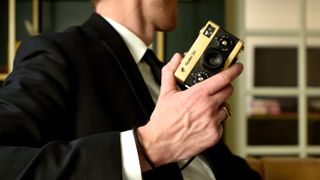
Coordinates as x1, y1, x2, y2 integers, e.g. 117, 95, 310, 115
201, 49, 224, 70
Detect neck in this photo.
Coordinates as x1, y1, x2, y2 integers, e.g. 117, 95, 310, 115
96, 0, 154, 45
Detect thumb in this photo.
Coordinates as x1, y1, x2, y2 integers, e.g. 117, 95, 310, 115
160, 53, 182, 95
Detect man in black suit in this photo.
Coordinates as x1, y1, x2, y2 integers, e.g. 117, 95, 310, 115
0, 0, 260, 179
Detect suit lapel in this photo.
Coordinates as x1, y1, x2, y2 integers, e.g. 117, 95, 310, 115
83, 13, 155, 124
82, 13, 184, 179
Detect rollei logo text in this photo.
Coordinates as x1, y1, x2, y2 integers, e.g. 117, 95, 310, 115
184, 50, 196, 66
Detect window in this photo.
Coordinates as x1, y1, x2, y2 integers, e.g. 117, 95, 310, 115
226, 0, 320, 157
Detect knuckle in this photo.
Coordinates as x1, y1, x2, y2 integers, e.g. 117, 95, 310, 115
217, 72, 231, 84
208, 131, 220, 146
224, 84, 234, 97
161, 65, 169, 73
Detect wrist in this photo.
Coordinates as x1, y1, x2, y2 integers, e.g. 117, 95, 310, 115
133, 126, 157, 171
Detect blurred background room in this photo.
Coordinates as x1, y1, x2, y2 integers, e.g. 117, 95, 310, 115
1, 0, 320, 179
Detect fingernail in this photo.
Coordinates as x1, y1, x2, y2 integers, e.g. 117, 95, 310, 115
171, 53, 180, 61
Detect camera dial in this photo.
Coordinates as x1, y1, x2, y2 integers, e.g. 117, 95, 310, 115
191, 71, 210, 84
217, 35, 234, 52
201, 48, 224, 70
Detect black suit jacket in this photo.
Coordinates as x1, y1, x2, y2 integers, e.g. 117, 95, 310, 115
0, 13, 260, 179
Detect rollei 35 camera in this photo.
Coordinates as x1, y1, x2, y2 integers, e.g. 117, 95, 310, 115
174, 20, 244, 88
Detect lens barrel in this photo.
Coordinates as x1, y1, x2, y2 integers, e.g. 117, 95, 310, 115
201, 48, 224, 70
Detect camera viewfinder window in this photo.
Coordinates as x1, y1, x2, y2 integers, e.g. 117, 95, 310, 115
203, 24, 215, 38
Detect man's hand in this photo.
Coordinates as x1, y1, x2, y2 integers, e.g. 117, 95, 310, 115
137, 53, 243, 171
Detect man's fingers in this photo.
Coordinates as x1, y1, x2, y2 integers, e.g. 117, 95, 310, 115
208, 84, 233, 108
195, 63, 243, 95
160, 53, 182, 95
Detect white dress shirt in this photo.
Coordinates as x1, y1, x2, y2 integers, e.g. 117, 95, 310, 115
104, 17, 216, 180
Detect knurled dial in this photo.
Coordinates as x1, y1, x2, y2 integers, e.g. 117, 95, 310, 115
191, 71, 210, 84
217, 35, 234, 52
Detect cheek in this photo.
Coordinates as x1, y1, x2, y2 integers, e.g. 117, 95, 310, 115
163, 3, 178, 26
152, 0, 177, 31
157, 14, 177, 31
166, 1, 177, 15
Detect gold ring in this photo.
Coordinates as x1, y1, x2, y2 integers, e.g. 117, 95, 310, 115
221, 102, 231, 120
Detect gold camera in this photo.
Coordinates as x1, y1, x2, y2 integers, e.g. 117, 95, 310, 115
174, 20, 244, 88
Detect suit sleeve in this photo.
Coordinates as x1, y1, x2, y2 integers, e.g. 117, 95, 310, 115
0, 37, 122, 180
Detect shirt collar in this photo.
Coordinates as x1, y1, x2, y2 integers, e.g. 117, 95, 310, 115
103, 17, 149, 64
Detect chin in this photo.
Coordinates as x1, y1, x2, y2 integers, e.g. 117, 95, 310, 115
157, 20, 177, 32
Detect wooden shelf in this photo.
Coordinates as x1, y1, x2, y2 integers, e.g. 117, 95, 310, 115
248, 112, 320, 120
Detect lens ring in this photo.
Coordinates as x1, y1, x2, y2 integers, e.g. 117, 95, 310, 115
201, 49, 224, 70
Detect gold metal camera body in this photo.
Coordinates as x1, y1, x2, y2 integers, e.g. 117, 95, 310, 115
174, 20, 244, 88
